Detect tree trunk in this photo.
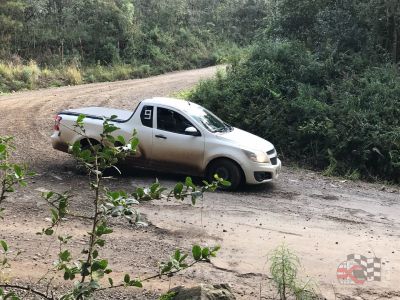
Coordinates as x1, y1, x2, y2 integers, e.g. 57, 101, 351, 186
393, 14, 398, 62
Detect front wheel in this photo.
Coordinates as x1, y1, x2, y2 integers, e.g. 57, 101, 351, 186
206, 159, 242, 190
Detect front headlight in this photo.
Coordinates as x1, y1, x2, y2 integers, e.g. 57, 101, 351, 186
243, 149, 270, 163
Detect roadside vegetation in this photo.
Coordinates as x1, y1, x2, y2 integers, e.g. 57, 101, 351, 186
0, 0, 265, 93
269, 244, 319, 300
190, 0, 400, 183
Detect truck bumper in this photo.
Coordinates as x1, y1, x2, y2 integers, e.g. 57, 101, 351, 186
243, 158, 282, 185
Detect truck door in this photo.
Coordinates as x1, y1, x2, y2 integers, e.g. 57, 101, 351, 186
151, 106, 205, 175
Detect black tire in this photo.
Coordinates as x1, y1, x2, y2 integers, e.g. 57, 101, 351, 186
75, 138, 100, 175
80, 138, 100, 152
206, 158, 242, 190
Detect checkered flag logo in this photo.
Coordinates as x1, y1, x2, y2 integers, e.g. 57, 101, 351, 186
347, 254, 381, 282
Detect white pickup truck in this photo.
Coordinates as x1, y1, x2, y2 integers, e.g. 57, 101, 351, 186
52, 97, 281, 189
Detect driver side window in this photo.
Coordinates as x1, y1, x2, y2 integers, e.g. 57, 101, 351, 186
157, 107, 195, 135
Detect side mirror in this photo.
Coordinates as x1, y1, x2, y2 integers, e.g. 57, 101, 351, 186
185, 126, 200, 136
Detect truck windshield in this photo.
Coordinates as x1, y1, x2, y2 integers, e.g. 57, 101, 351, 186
189, 106, 232, 133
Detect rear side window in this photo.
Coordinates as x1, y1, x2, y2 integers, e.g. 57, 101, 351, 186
140, 105, 153, 127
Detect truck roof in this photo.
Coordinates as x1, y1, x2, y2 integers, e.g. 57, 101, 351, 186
143, 97, 195, 111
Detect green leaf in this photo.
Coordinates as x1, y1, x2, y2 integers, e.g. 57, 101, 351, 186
96, 222, 113, 236
221, 180, 231, 187
130, 137, 139, 151
212, 245, 221, 252
201, 247, 210, 259
192, 245, 202, 261
210, 245, 221, 257
0, 240, 8, 252
43, 191, 54, 200
116, 135, 126, 145
150, 182, 160, 194
129, 279, 143, 288
103, 124, 119, 134
0, 144, 6, 154
124, 273, 130, 284
108, 277, 113, 287
44, 228, 54, 235
161, 263, 172, 274
185, 177, 195, 188
59, 250, 71, 262
174, 249, 181, 261
95, 239, 105, 247
92, 259, 108, 272
80, 262, 90, 277
174, 182, 184, 196
76, 114, 86, 124
13, 165, 22, 178
64, 269, 71, 280
179, 253, 188, 263
2, 257, 8, 266
50, 208, 59, 223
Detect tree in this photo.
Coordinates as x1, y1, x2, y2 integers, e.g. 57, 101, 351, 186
0, 0, 26, 58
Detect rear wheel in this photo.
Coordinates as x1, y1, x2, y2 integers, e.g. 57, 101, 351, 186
75, 138, 100, 174
206, 159, 242, 190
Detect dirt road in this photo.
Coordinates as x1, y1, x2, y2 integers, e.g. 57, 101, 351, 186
0, 67, 399, 299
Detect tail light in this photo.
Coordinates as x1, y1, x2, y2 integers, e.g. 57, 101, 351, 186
54, 115, 62, 131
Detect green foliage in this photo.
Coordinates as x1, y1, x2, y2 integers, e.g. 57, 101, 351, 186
269, 244, 319, 300
188, 0, 400, 181
0, 136, 33, 208
158, 291, 177, 300
190, 39, 400, 182
270, 0, 400, 63
0, 136, 29, 300
159, 245, 220, 275
0, 0, 272, 92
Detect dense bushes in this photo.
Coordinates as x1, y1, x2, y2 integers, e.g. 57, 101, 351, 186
190, 41, 400, 182
189, 0, 400, 182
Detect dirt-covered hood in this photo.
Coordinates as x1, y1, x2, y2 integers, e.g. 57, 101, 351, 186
217, 128, 274, 152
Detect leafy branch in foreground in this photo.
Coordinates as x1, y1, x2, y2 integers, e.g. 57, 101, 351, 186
0, 136, 33, 300
1, 115, 225, 299
0, 136, 33, 214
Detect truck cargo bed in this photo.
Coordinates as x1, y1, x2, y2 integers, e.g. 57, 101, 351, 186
60, 107, 134, 123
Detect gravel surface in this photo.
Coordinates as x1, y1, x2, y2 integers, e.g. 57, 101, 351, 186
0, 66, 399, 299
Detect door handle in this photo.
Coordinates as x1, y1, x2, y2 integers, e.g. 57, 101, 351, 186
155, 134, 167, 139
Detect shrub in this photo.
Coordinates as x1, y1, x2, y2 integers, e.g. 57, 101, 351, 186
113, 64, 132, 80
0, 61, 41, 91
190, 41, 400, 182
269, 244, 319, 300
64, 65, 82, 85
133, 64, 151, 78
